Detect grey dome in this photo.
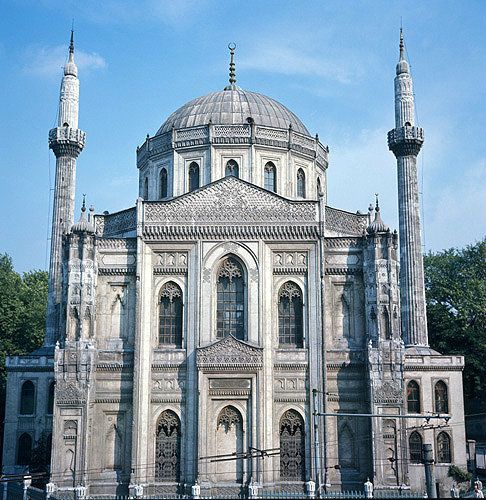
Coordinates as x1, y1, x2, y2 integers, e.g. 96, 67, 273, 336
157, 89, 310, 136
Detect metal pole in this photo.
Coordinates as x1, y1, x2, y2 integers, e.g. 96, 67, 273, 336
312, 389, 321, 495
423, 444, 437, 498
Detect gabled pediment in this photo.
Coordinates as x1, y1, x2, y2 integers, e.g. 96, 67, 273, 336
196, 335, 263, 371
144, 176, 317, 225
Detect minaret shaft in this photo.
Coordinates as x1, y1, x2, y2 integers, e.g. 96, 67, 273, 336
396, 155, 428, 345
388, 31, 428, 347
45, 33, 86, 345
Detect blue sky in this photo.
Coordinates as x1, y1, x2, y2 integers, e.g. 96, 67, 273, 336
1, 0, 485, 273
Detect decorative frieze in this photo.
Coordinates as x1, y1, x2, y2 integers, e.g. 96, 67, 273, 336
196, 335, 263, 371
326, 207, 368, 236
95, 208, 137, 237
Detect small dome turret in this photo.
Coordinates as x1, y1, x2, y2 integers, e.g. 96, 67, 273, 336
367, 195, 389, 235
71, 197, 95, 234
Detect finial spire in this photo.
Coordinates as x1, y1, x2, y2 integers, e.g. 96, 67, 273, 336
224, 43, 240, 91
375, 193, 380, 211
81, 194, 86, 213
399, 28, 404, 60
69, 29, 74, 54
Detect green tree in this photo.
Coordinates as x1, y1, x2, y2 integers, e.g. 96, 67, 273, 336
0, 254, 48, 467
424, 238, 486, 413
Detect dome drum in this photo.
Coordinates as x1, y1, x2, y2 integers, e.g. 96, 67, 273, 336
137, 122, 329, 170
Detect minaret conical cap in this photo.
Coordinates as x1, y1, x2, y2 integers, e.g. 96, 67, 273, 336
396, 28, 410, 75
64, 29, 78, 77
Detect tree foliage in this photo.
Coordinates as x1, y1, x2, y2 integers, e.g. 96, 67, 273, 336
0, 254, 48, 390
425, 238, 486, 413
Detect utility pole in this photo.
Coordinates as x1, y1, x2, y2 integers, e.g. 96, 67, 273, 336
423, 444, 437, 498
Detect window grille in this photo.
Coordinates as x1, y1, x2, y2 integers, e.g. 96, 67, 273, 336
279, 410, 305, 481
188, 162, 200, 192
17, 433, 32, 465
160, 168, 168, 198
264, 162, 277, 192
435, 380, 449, 413
297, 169, 306, 197
437, 432, 452, 463
407, 380, 421, 413
159, 282, 183, 347
409, 431, 423, 463
20, 380, 35, 415
217, 258, 245, 340
217, 406, 241, 432
155, 410, 181, 481
278, 282, 303, 347
225, 159, 239, 178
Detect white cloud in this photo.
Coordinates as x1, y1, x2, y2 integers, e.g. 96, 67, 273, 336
239, 43, 359, 85
24, 45, 106, 78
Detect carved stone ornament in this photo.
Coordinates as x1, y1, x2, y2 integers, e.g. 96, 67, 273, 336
56, 380, 87, 405
218, 258, 242, 283
160, 282, 182, 302
373, 381, 403, 404
196, 335, 263, 371
217, 406, 241, 432
144, 176, 317, 224
279, 282, 302, 300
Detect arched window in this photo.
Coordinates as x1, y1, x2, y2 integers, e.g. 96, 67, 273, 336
280, 410, 305, 481
407, 380, 420, 413
216, 406, 244, 482
264, 162, 277, 192
278, 282, 303, 348
144, 177, 149, 199
316, 177, 322, 197
217, 257, 245, 340
338, 423, 356, 468
409, 431, 423, 463
297, 168, 306, 198
155, 410, 181, 482
225, 159, 239, 178
437, 432, 451, 463
20, 380, 35, 415
159, 282, 183, 347
17, 433, 32, 465
188, 162, 200, 192
435, 381, 449, 413
381, 306, 391, 339
160, 168, 168, 199
47, 381, 55, 414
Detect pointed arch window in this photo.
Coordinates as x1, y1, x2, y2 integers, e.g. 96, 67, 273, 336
144, 177, 149, 199
297, 168, 306, 198
280, 410, 305, 481
20, 380, 35, 415
160, 168, 168, 199
159, 282, 183, 347
338, 423, 356, 468
217, 257, 245, 340
155, 410, 181, 481
47, 381, 55, 414
437, 432, 451, 463
317, 177, 322, 197
188, 162, 200, 192
225, 159, 239, 178
264, 162, 277, 192
409, 431, 423, 463
16, 433, 32, 466
407, 380, 421, 413
278, 282, 303, 348
434, 380, 449, 413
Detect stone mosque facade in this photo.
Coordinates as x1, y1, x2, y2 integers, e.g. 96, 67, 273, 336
3, 33, 467, 497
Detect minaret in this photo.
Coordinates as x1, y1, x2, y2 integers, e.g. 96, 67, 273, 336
46, 31, 86, 345
387, 30, 428, 347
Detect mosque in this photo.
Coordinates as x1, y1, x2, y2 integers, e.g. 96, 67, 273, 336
2, 32, 467, 498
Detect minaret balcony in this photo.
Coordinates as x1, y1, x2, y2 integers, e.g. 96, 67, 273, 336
49, 126, 86, 157
387, 125, 424, 157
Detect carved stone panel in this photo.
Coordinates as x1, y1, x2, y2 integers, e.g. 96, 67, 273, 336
196, 335, 263, 371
